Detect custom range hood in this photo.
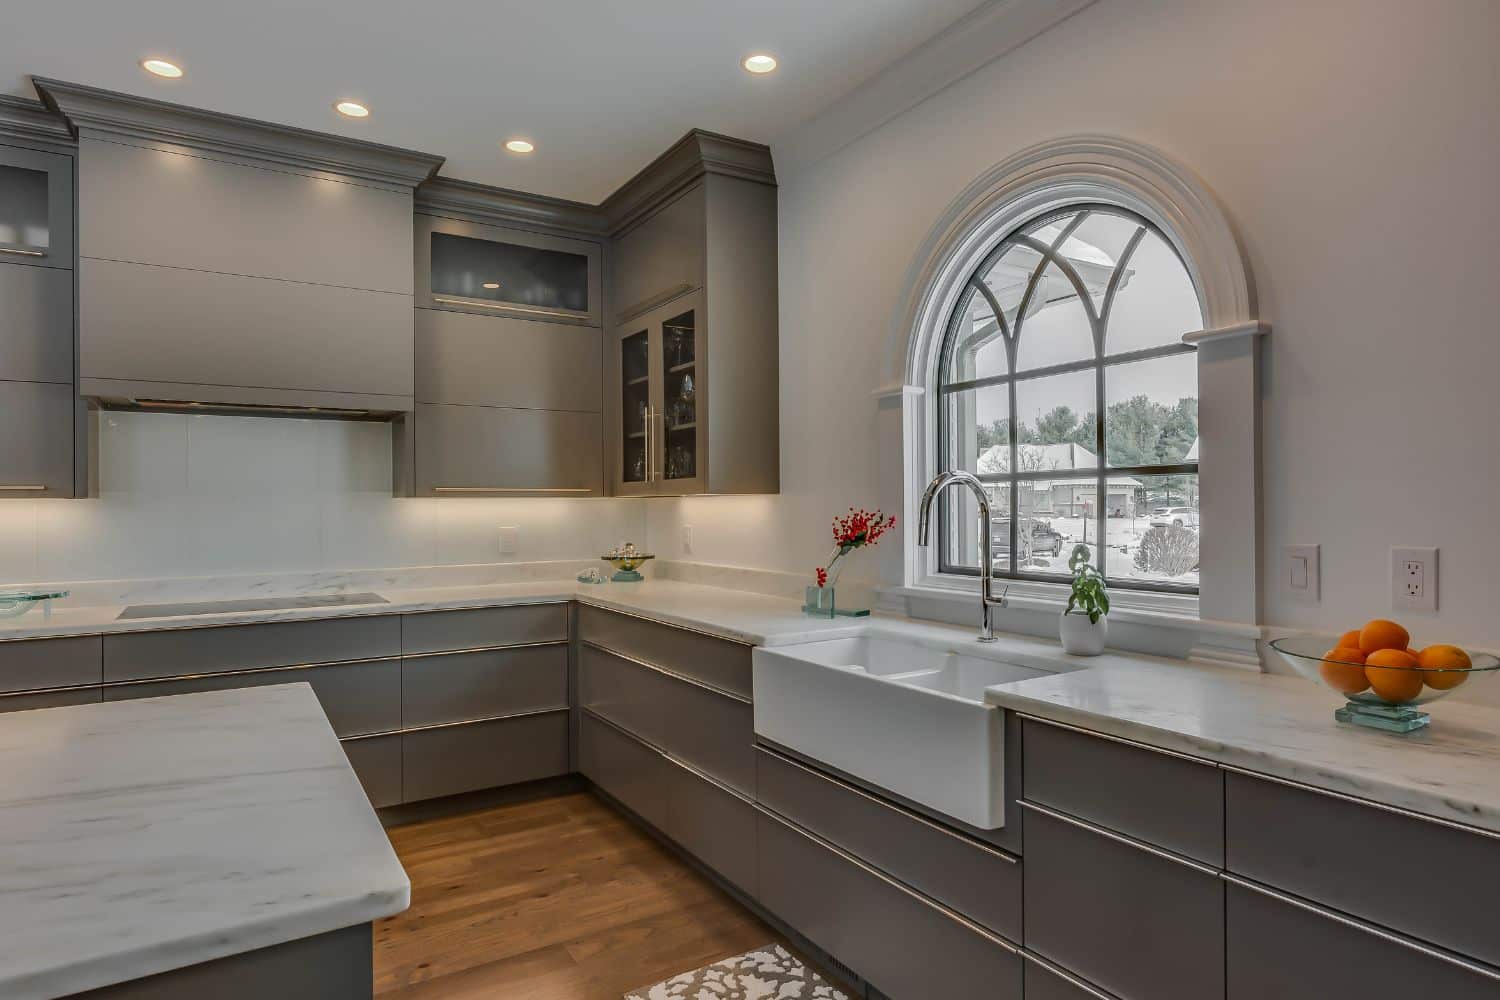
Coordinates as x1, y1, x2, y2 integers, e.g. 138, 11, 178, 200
34, 79, 444, 418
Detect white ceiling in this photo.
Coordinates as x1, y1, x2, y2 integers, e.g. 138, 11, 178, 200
3, 0, 988, 202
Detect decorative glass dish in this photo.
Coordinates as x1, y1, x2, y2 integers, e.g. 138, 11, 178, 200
601, 544, 654, 582
0, 589, 70, 619
1269, 635, 1500, 733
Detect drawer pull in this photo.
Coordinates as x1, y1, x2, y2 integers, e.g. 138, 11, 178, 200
1222, 873, 1500, 983
581, 639, 752, 704
755, 802, 1019, 954
581, 706, 754, 806
754, 744, 1018, 864
1020, 951, 1119, 1000
1020, 713, 1214, 766
0, 245, 47, 258
0, 485, 48, 491
100, 653, 401, 689
578, 603, 753, 648
1018, 800, 1221, 877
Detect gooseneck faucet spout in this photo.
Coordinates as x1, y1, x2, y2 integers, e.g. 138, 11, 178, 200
917, 470, 1008, 642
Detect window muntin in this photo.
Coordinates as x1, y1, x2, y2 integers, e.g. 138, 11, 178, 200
937, 206, 1202, 592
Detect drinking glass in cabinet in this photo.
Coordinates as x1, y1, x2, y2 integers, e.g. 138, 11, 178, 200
429, 233, 588, 313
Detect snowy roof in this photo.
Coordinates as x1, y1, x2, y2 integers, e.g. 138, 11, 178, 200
978, 442, 1098, 476
1184, 437, 1199, 462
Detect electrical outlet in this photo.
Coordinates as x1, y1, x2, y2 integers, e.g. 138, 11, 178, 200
1285, 544, 1320, 604
1391, 546, 1437, 612
681, 524, 693, 554
498, 526, 519, 556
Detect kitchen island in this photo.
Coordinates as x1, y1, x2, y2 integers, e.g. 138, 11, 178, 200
0, 683, 409, 999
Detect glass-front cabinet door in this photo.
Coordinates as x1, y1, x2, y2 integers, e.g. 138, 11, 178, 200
0, 143, 74, 267
614, 290, 706, 496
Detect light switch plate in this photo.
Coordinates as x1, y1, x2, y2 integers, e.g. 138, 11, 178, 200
1391, 546, 1437, 612
498, 526, 519, 556
681, 524, 693, 554
1285, 544, 1319, 604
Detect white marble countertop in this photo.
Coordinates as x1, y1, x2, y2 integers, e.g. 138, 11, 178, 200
983, 649, 1500, 835
0, 683, 410, 999
0, 579, 867, 646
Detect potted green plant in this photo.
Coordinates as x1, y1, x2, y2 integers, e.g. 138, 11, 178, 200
1060, 544, 1109, 655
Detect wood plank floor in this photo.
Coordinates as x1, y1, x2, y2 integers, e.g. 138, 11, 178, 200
374, 790, 801, 999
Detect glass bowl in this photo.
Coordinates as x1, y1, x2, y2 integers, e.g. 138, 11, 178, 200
1269, 635, 1500, 733
600, 553, 654, 582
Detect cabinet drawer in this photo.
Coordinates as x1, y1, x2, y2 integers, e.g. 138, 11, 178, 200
402, 644, 568, 728
579, 643, 754, 794
104, 661, 400, 738
102, 615, 401, 683
611, 183, 705, 321
415, 308, 602, 411
0, 634, 101, 693
576, 604, 750, 700
0, 379, 74, 496
1023, 954, 1122, 1000
342, 734, 403, 809
0, 262, 72, 383
0, 686, 101, 714
401, 603, 568, 654
1023, 802, 1224, 1000
1226, 769, 1500, 967
1023, 717, 1223, 864
413, 403, 603, 496
667, 760, 757, 898
756, 746, 1021, 941
579, 710, 670, 832
1226, 877, 1500, 1000
402, 712, 569, 802
757, 810, 1022, 1000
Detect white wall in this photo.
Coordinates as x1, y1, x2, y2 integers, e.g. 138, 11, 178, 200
0, 411, 646, 584
649, 0, 1500, 649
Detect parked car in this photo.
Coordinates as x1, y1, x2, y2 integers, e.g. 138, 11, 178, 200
1150, 506, 1199, 529
1027, 519, 1063, 556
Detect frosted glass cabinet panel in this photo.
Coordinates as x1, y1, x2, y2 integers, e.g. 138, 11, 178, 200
0, 144, 73, 266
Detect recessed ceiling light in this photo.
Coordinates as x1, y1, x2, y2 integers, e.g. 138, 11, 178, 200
742, 53, 778, 75
334, 100, 370, 119
141, 58, 184, 79
482, 282, 500, 289
504, 139, 535, 154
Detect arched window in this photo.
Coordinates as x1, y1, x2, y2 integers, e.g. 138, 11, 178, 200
936, 205, 1204, 592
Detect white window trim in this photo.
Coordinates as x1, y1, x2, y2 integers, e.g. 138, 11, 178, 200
875, 135, 1269, 670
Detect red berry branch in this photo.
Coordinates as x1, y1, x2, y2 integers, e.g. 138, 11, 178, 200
814, 507, 897, 589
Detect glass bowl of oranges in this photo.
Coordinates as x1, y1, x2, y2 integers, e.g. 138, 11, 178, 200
1270, 621, 1498, 733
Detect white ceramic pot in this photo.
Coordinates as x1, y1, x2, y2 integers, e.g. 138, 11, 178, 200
1059, 611, 1107, 656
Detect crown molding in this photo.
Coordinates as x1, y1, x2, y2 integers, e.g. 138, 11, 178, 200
602, 129, 775, 236
32, 77, 443, 189
416, 175, 606, 238
0, 94, 74, 153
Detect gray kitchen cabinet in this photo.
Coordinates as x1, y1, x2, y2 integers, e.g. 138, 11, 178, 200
1225, 877, 1500, 1000
1023, 954, 1123, 1000
579, 708, 672, 832
415, 308, 601, 412
1022, 801, 1224, 1000
756, 809, 1024, 1000
411, 402, 603, 496
0, 379, 76, 496
341, 734, 403, 809
576, 604, 752, 699
0, 686, 102, 714
101, 615, 402, 683
665, 756, 758, 897
1023, 716, 1224, 865
0, 262, 73, 383
401, 711, 570, 802
1225, 769, 1500, 968
401, 645, 568, 728
0, 140, 73, 265
0, 634, 100, 693
605, 135, 778, 497
400, 603, 569, 654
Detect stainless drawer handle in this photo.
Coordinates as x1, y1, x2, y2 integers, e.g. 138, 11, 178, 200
0, 485, 48, 491
1222, 873, 1500, 984
1018, 800, 1221, 876
1020, 951, 1119, 1000
1019, 713, 1213, 766
0, 245, 47, 258
754, 744, 1018, 864
432, 486, 594, 494
580, 639, 752, 704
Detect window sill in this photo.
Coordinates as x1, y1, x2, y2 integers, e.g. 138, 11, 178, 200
891, 574, 1199, 626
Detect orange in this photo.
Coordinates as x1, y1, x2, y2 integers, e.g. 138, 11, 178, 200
1417, 644, 1472, 691
1365, 648, 1423, 703
1319, 647, 1369, 694
1337, 629, 1363, 649
1359, 619, 1410, 654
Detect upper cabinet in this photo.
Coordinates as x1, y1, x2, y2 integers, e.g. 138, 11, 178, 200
34, 78, 443, 417
0, 96, 81, 497
605, 134, 779, 496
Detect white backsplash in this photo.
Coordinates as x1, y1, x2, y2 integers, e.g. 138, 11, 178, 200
0, 411, 648, 588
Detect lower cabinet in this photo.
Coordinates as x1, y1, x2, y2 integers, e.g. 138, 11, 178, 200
756, 809, 1023, 1000
342, 734, 403, 809
1023, 954, 1121, 1000
402, 711, 570, 803
1225, 877, 1500, 1000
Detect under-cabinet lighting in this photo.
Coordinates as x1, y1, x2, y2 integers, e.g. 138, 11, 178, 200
504, 139, 535, 154
742, 54, 778, 74
432, 487, 593, 494
335, 100, 371, 119
141, 59, 184, 79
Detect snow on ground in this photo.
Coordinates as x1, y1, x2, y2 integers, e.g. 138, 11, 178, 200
1013, 515, 1199, 586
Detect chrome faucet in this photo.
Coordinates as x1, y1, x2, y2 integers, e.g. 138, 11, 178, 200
917, 470, 1008, 643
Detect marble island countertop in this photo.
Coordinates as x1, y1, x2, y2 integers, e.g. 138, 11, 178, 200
0, 683, 409, 999
983, 650, 1500, 835
0, 578, 867, 647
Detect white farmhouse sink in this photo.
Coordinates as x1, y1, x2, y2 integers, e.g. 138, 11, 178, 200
753, 625, 1074, 829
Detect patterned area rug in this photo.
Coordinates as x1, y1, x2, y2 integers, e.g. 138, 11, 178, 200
624, 944, 850, 999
